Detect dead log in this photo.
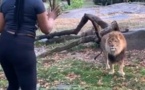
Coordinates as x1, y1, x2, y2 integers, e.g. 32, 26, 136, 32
36, 20, 128, 45
36, 13, 129, 41
36, 29, 75, 41
46, 35, 82, 44
37, 29, 145, 58
38, 35, 97, 57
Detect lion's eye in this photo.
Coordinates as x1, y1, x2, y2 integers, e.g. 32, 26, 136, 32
109, 41, 112, 44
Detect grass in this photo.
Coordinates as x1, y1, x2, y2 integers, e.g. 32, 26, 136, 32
36, 58, 145, 90
0, 66, 7, 89
83, 0, 96, 8
0, 42, 145, 89
1, 58, 145, 89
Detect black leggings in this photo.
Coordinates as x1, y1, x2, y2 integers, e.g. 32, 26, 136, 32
0, 31, 36, 90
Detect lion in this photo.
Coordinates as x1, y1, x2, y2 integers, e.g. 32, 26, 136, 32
100, 31, 127, 76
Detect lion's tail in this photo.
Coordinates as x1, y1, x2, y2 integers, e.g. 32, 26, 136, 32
94, 50, 102, 60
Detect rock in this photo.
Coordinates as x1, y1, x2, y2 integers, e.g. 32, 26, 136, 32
124, 30, 145, 50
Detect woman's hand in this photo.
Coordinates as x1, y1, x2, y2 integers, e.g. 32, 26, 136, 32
37, 2, 61, 35
47, 5, 60, 20
37, 11, 55, 35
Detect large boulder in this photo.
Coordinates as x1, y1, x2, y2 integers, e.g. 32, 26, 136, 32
124, 30, 145, 50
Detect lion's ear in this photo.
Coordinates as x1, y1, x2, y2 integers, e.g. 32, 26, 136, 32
111, 21, 120, 31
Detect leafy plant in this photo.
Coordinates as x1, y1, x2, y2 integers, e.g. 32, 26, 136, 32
62, 0, 84, 10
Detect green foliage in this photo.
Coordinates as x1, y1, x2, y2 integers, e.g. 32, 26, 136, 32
70, 0, 84, 8
1, 57, 145, 89
37, 58, 145, 89
69, 43, 98, 52
0, 80, 7, 88
63, 0, 84, 10
140, 68, 145, 75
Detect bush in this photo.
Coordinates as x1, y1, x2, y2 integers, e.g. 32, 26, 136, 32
71, 0, 84, 8
64, 0, 84, 10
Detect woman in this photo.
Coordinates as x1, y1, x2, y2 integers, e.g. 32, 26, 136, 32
0, 0, 57, 90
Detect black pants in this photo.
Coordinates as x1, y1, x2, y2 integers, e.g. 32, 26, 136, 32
0, 31, 36, 90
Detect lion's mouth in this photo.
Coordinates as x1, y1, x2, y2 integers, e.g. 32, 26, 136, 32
110, 47, 116, 52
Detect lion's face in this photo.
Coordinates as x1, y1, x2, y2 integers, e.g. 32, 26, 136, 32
102, 31, 126, 55
106, 33, 121, 54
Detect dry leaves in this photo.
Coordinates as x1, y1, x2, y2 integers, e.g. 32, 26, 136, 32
65, 72, 80, 82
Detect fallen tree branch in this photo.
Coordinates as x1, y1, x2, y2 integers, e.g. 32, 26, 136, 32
38, 35, 97, 58
36, 13, 129, 41
37, 30, 145, 58
46, 35, 82, 44
36, 29, 75, 41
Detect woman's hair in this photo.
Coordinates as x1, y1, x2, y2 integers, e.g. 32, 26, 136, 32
14, 0, 24, 33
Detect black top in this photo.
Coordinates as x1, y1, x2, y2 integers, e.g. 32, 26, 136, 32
0, 0, 45, 36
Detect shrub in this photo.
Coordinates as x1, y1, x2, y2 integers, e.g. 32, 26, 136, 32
71, 0, 84, 8
64, 0, 84, 10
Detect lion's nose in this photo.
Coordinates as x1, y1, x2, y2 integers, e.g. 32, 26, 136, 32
110, 44, 114, 47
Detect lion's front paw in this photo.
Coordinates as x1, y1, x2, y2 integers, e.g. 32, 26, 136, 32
118, 71, 125, 76
106, 65, 110, 70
